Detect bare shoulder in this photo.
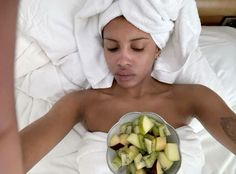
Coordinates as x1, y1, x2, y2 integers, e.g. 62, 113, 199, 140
174, 84, 230, 116
172, 83, 219, 101
56, 89, 95, 105
55, 88, 106, 110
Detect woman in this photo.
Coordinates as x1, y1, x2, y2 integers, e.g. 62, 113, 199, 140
20, 15, 236, 173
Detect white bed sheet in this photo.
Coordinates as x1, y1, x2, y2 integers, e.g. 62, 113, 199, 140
15, 0, 236, 173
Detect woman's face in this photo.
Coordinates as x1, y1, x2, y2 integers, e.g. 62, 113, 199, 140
103, 16, 160, 88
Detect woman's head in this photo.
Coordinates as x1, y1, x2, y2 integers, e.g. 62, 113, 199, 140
102, 16, 160, 88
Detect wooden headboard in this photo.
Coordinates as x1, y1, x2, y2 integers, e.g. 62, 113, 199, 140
196, 0, 236, 25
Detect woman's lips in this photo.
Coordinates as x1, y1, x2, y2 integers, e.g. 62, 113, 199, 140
115, 73, 135, 81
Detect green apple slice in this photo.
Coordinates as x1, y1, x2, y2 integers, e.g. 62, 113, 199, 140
127, 133, 141, 149
139, 115, 154, 135
164, 143, 180, 161
159, 152, 173, 171
155, 137, 167, 151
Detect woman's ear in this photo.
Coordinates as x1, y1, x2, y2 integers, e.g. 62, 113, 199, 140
155, 47, 161, 59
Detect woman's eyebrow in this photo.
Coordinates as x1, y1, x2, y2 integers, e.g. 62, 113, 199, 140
103, 38, 117, 42
130, 37, 149, 41
103, 37, 149, 42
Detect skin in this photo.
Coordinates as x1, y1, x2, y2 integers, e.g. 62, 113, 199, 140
0, 0, 24, 173
20, 17, 236, 172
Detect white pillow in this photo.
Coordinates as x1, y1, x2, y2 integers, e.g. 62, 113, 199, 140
200, 26, 236, 107
18, 0, 85, 63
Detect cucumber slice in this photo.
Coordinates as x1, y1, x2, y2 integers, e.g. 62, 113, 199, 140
129, 145, 139, 157
164, 143, 180, 161
111, 154, 122, 171
155, 137, 167, 151
152, 126, 160, 137
120, 122, 132, 134
132, 117, 140, 126
118, 146, 137, 166
159, 124, 171, 137
139, 115, 154, 135
138, 134, 146, 151
151, 138, 156, 152
125, 125, 133, 134
144, 138, 152, 154
143, 152, 158, 168
127, 163, 136, 174
149, 118, 162, 127
144, 134, 155, 140
133, 125, 140, 134
134, 153, 146, 170
159, 152, 173, 171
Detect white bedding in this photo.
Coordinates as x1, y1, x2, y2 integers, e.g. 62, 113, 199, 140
15, 0, 236, 173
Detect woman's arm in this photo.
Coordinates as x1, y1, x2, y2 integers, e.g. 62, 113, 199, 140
0, 0, 24, 173
20, 92, 83, 172
193, 85, 236, 154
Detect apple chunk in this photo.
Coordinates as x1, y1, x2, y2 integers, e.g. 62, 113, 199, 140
164, 143, 180, 161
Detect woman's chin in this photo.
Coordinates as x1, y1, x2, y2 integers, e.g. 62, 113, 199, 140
115, 79, 137, 89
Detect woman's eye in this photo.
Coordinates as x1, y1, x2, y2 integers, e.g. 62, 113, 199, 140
107, 47, 118, 52
132, 48, 144, 52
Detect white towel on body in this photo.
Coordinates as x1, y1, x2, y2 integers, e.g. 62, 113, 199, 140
76, 126, 205, 174
74, 0, 201, 88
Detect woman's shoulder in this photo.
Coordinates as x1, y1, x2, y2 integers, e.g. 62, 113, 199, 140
172, 83, 211, 94
63, 88, 113, 103
171, 83, 216, 105
172, 83, 224, 110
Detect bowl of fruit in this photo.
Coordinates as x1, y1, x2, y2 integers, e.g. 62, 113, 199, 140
106, 112, 181, 174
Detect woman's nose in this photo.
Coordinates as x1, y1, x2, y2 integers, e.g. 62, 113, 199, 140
117, 49, 131, 67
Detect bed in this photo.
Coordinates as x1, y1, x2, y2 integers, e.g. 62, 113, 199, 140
15, 0, 236, 173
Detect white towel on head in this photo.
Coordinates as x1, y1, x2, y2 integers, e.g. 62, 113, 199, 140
76, 126, 205, 174
74, 0, 201, 88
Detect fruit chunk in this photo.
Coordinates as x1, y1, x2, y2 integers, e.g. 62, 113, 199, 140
159, 152, 173, 171
127, 163, 136, 174
164, 143, 180, 161
138, 134, 146, 151
151, 126, 160, 137
139, 115, 154, 135
144, 138, 153, 154
109, 134, 124, 150
155, 137, 166, 151
109, 135, 120, 146
143, 152, 157, 168
136, 168, 147, 174
119, 134, 130, 146
127, 133, 142, 149
111, 155, 122, 171
117, 146, 138, 166
120, 122, 132, 133
156, 160, 164, 174
134, 153, 146, 170
158, 124, 171, 137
